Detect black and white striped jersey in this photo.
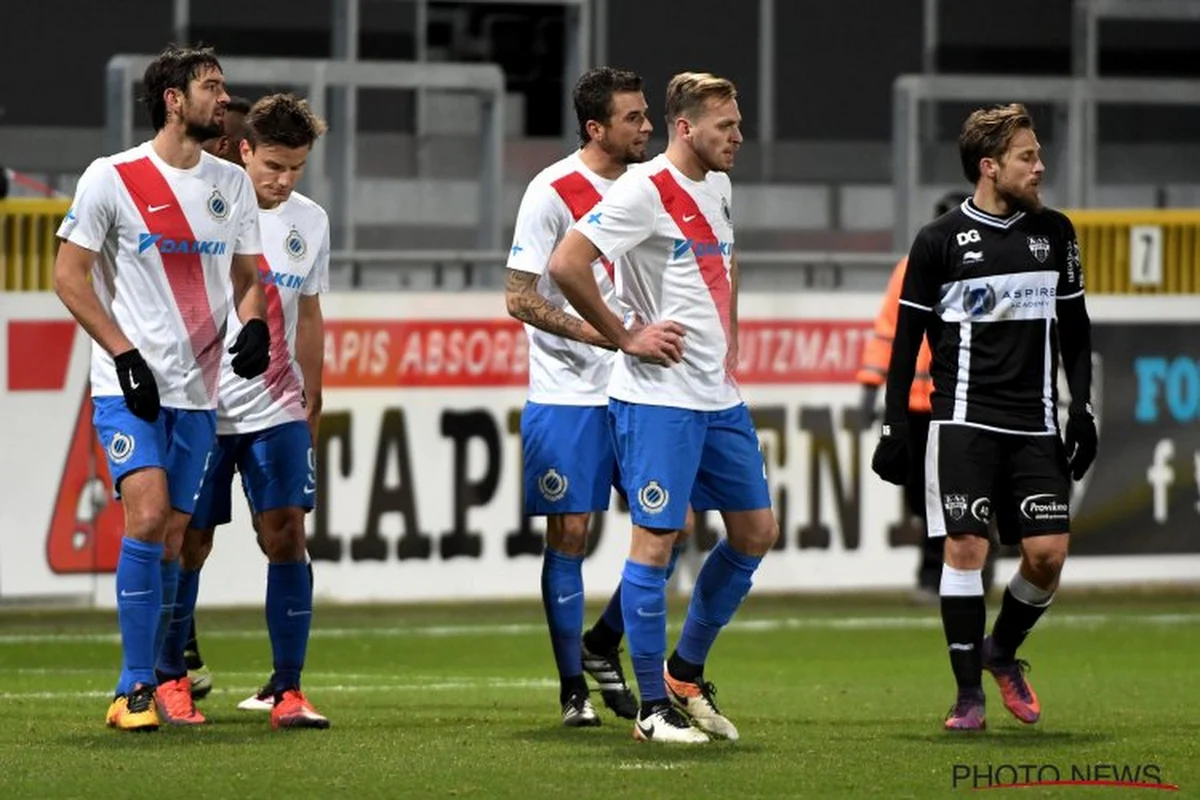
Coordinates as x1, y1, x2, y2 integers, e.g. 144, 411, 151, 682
899, 200, 1085, 434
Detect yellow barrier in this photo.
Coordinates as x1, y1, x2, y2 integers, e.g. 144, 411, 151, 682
0, 198, 72, 291
1066, 209, 1200, 294
2, 200, 1197, 294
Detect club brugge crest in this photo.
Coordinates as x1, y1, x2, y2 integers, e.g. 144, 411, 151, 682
208, 188, 229, 220
285, 228, 307, 261
538, 468, 568, 503
637, 480, 669, 514
943, 493, 967, 521
721, 195, 732, 223
1027, 235, 1050, 263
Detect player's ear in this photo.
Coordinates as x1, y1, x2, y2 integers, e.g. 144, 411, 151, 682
238, 138, 252, 164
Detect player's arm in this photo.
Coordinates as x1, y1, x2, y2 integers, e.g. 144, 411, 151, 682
504, 182, 614, 348
872, 231, 940, 485
726, 251, 740, 372
296, 293, 324, 442
227, 174, 270, 378
296, 220, 330, 444
54, 160, 159, 421
53, 162, 131, 356
506, 269, 612, 349
230, 253, 267, 325
883, 238, 938, 426
548, 185, 684, 364
1056, 217, 1097, 478
53, 242, 133, 356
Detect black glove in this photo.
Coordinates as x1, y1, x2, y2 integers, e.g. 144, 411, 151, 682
871, 419, 910, 486
230, 318, 271, 379
1064, 407, 1098, 480
114, 348, 160, 422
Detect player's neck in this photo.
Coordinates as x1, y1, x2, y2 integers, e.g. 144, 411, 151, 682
256, 194, 282, 210
151, 126, 205, 170
971, 188, 1017, 218
577, 145, 625, 180
664, 141, 706, 182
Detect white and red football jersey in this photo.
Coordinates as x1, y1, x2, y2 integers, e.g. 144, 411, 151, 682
218, 191, 330, 435
57, 142, 262, 410
506, 152, 621, 406
574, 154, 739, 411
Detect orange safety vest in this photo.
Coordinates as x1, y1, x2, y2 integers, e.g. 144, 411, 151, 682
856, 256, 933, 413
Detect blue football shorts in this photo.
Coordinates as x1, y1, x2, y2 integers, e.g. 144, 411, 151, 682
608, 399, 771, 530
92, 396, 217, 515
190, 420, 314, 529
521, 401, 619, 516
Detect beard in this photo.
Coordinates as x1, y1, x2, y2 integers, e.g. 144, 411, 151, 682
997, 180, 1043, 213
185, 117, 223, 143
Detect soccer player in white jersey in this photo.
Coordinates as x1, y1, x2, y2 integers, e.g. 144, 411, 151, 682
155, 94, 331, 730
183, 94, 254, 702
548, 73, 779, 744
53, 45, 270, 732
507, 66, 695, 728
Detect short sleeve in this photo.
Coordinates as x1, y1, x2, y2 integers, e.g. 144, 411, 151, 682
898, 228, 946, 312
57, 159, 116, 252
1057, 214, 1084, 300
572, 173, 655, 262
507, 183, 570, 276
301, 217, 330, 295
233, 171, 263, 256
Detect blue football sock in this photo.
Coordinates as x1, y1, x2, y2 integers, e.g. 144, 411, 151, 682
540, 547, 585, 682
620, 559, 669, 704
266, 561, 312, 692
675, 539, 762, 669
153, 559, 180, 677
114, 537, 164, 695
598, 544, 682, 639
158, 568, 200, 679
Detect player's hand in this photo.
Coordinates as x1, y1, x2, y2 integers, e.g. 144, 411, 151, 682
113, 348, 161, 422
230, 318, 271, 379
621, 320, 686, 365
871, 419, 909, 485
1064, 407, 1097, 480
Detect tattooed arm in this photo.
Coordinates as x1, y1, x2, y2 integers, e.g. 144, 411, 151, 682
505, 268, 615, 349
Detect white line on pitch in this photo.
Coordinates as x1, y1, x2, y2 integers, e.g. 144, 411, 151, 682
0, 611, 1197, 646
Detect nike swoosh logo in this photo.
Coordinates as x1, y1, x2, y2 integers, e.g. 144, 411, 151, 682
303, 485, 316, 495
556, 591, 583, 605
682, 214, 697, 222
129, 376, 140, 389
120, 589, 153, 598
147, 203, 171, 213
636, 607, 666, 618
286, 609, 312, 617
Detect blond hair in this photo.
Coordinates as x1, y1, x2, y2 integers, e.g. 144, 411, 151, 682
664, 72, 737, 125
958, 103, 1034, 184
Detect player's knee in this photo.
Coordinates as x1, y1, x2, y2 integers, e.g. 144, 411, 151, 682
180, 529, 213, 570
124, 503, 169, 542
1022, 541, 1067, 580
259, 511, 307, 562
725, 510, 778, 557
943, 533, 990, 569
545, 514, 589, 556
